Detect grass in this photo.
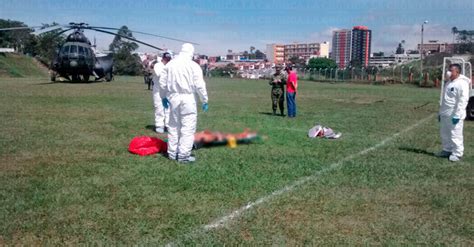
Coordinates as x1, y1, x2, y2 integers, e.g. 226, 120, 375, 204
0, 53, 48, 78
0, 75, 473, 245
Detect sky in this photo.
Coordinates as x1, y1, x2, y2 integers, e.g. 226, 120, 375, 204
1, 0, 473, 56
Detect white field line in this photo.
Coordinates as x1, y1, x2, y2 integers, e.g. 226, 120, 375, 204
167, 114, 434, 245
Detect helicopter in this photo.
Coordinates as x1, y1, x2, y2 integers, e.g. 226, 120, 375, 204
0, 22, 196, 82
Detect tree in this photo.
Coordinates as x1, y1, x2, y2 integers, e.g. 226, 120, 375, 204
451, 26, 458, 43
109, 26, 142, 75
35, 25, 65, 65
109, 25, 139, 53
23, 35, 39, 56
395, 43, 405, 54
373, 51, 384, 57
210, 63, 238, 77
289, 56, 306, 68
32, 29, 65, 64
452, 28, 474, 54
306, 57, 337, 70
255, 49, 265, 60
349, 59, 362, 68
0, 19, 35, 52
241, 50, 249, 60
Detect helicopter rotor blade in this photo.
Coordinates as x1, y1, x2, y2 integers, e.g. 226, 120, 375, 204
89, 28, 163, 51
0, 25, 65, 35
87, 26, 199, 45
0, 26, 37, 31
48, 28, 73, 37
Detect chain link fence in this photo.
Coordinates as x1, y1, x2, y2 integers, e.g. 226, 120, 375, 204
207, 56, 474, 88
294, 63, 443, 86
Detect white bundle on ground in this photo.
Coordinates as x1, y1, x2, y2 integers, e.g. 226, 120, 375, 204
308, 124, 342, 139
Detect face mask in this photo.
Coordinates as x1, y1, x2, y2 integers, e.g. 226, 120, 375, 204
446, 71, 452, 79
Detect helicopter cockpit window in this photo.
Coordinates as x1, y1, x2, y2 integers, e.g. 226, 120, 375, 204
70, 45, 77, 54
78, 46, 84, 55
61, 46, 69, 53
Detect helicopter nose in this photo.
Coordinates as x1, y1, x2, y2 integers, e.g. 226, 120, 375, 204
70, 60, 78, 68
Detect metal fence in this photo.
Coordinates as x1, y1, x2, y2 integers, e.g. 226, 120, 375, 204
209, 64, 446, 87
294, 66, 439, 85
297, 66, 428, 83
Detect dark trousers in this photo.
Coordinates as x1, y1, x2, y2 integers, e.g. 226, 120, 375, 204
286, 92, 296, 117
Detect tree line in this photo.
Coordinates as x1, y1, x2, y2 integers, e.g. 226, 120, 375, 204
451, 27, 474, 54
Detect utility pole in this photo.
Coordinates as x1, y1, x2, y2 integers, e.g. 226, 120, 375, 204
420, 20, 428, 82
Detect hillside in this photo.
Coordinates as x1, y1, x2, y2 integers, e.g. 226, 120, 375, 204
0, 53, 48, 78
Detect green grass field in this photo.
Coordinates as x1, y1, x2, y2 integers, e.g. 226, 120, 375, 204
0, 53, 48, 78
0, 76, 472, 245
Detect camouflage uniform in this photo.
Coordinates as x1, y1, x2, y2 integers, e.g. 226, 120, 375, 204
143, 59, 157, 90
144, 69, 154, 90
269, 69, 287, 115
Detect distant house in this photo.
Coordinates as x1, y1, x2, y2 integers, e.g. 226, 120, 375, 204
0, 48, 15, 53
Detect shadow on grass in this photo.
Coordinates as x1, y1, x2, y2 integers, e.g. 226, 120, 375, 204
145, 125, 169, 139
35, 79, 106, 85
34, 82, 56, 85
258, 112, 285, 117
398, 146, 436, 157
194, 141, 259, 150
145, 125, 156, 131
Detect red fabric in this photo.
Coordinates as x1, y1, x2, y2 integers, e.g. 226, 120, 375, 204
286, 71, 298, 93
128, 136, 167, 156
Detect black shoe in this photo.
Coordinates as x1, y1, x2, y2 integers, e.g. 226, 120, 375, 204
434, 150, 452, 158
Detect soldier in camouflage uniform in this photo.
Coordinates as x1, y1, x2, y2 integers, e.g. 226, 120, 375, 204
269, 65, 287, 116
142, 55, 157, 90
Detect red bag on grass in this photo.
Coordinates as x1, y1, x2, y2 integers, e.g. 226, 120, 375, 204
128, 136, 167, 156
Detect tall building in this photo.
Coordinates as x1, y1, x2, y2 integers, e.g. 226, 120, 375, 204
319, 41, 330, 58
284, 42, 326, 62
331, 29, 352, 68
267, 42, 330, 64
331, 26, 372, 68
266, 44, 285, 64
351, 26, 372, 68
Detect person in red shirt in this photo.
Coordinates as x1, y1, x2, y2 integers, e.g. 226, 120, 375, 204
285, 65, 298, 118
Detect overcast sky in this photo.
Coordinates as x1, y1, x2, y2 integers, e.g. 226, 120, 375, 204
1, 0, 473, 55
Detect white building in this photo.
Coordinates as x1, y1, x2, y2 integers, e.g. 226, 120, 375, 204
266, 44, 285, 64
369, 53, 421, 68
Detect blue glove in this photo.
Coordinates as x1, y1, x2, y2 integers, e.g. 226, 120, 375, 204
162, 98, 169, 109
202, 103, 209, 112
452, 117, 460, 125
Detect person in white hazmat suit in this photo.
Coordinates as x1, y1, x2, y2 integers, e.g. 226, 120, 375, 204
159, 43, 208, 163
436, 63, 471, 162
152, 52, 172, 133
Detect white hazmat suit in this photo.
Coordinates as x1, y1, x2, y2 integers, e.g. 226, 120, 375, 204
152, 59, 170, 132
439, 74, 470, 159
159, 43, 208, 161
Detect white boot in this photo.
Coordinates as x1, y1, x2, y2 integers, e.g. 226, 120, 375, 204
448, 154, 461, 162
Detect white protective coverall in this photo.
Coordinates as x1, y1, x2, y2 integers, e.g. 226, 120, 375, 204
439, 74, 471, 157
159, 43, 208, 160
152, 60, 169, 130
